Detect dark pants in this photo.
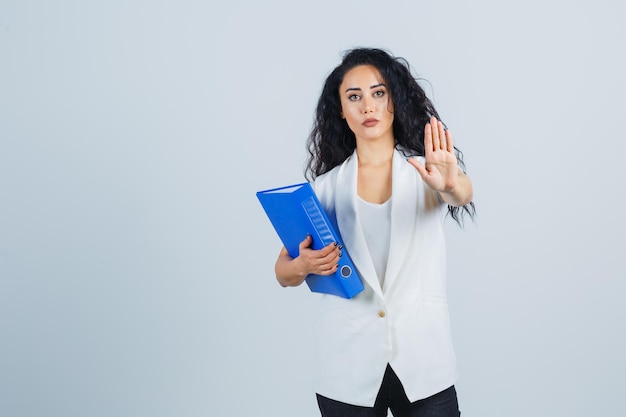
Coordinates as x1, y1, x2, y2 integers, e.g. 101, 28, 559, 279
316, 365, 460, 417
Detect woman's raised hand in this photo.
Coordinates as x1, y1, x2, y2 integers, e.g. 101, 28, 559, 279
408, 117, 460, 193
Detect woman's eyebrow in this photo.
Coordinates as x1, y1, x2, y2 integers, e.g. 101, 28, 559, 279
344, 83, 386, 93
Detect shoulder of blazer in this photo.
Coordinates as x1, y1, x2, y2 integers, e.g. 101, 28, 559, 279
311, 154, 354, 194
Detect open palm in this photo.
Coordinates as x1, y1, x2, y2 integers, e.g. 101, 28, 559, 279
408, 117, 461, 193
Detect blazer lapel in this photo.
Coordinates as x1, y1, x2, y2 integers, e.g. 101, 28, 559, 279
334, 151, 384, 300
382, 149, 419, 292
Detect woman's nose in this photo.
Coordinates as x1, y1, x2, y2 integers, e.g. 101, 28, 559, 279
362, 97, 374, 113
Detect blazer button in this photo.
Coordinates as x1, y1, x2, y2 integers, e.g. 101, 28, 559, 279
378, 310, 386, 318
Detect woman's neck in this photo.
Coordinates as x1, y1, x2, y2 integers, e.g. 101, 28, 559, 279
356, 139, 394, 204
355, 138, 395, 166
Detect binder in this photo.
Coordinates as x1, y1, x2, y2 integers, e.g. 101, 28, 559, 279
256, 182, 364, 299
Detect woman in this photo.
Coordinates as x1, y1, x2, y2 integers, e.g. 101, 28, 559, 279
275, 48, 475, 417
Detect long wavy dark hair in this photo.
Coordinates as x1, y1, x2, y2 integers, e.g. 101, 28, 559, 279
305, 47, 475, 224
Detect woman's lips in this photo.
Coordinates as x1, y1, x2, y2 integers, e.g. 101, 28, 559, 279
362, 118, 379, 127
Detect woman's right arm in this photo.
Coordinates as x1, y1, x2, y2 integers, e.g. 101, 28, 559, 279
274, 235, 342, 287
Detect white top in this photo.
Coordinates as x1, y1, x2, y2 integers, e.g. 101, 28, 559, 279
357, 196, 391, 288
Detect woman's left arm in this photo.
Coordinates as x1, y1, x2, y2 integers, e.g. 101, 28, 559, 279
407, 117, 473, 207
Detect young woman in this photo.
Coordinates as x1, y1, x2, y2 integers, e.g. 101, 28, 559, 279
274, 48, 475, 417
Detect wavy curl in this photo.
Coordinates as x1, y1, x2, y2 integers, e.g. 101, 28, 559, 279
305, 47, 475, 225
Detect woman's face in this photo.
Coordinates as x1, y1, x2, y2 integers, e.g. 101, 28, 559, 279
338, 64, 394, 144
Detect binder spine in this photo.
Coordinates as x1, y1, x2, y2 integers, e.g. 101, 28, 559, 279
300, 196, 334, 247
301, 195, 355, 281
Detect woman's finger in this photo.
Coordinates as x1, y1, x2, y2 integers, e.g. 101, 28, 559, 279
445, 129, 454, 153
424, 119, 434, 152
319, 263, 339, 276
429, 117, 440, 151
438, 120, 447, 150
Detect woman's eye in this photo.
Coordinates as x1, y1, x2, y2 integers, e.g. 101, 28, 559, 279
348, 94, 360, 101
374, 90, 385, 97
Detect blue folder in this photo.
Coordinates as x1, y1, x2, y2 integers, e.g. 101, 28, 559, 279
256, 182, 364, 299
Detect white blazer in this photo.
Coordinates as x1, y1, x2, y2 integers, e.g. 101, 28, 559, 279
311, 147, 458, 406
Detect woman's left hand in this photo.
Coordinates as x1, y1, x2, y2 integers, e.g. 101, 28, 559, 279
408, 116, 460, 193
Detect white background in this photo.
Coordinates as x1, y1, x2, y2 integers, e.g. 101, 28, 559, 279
1, 1, 625, 416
